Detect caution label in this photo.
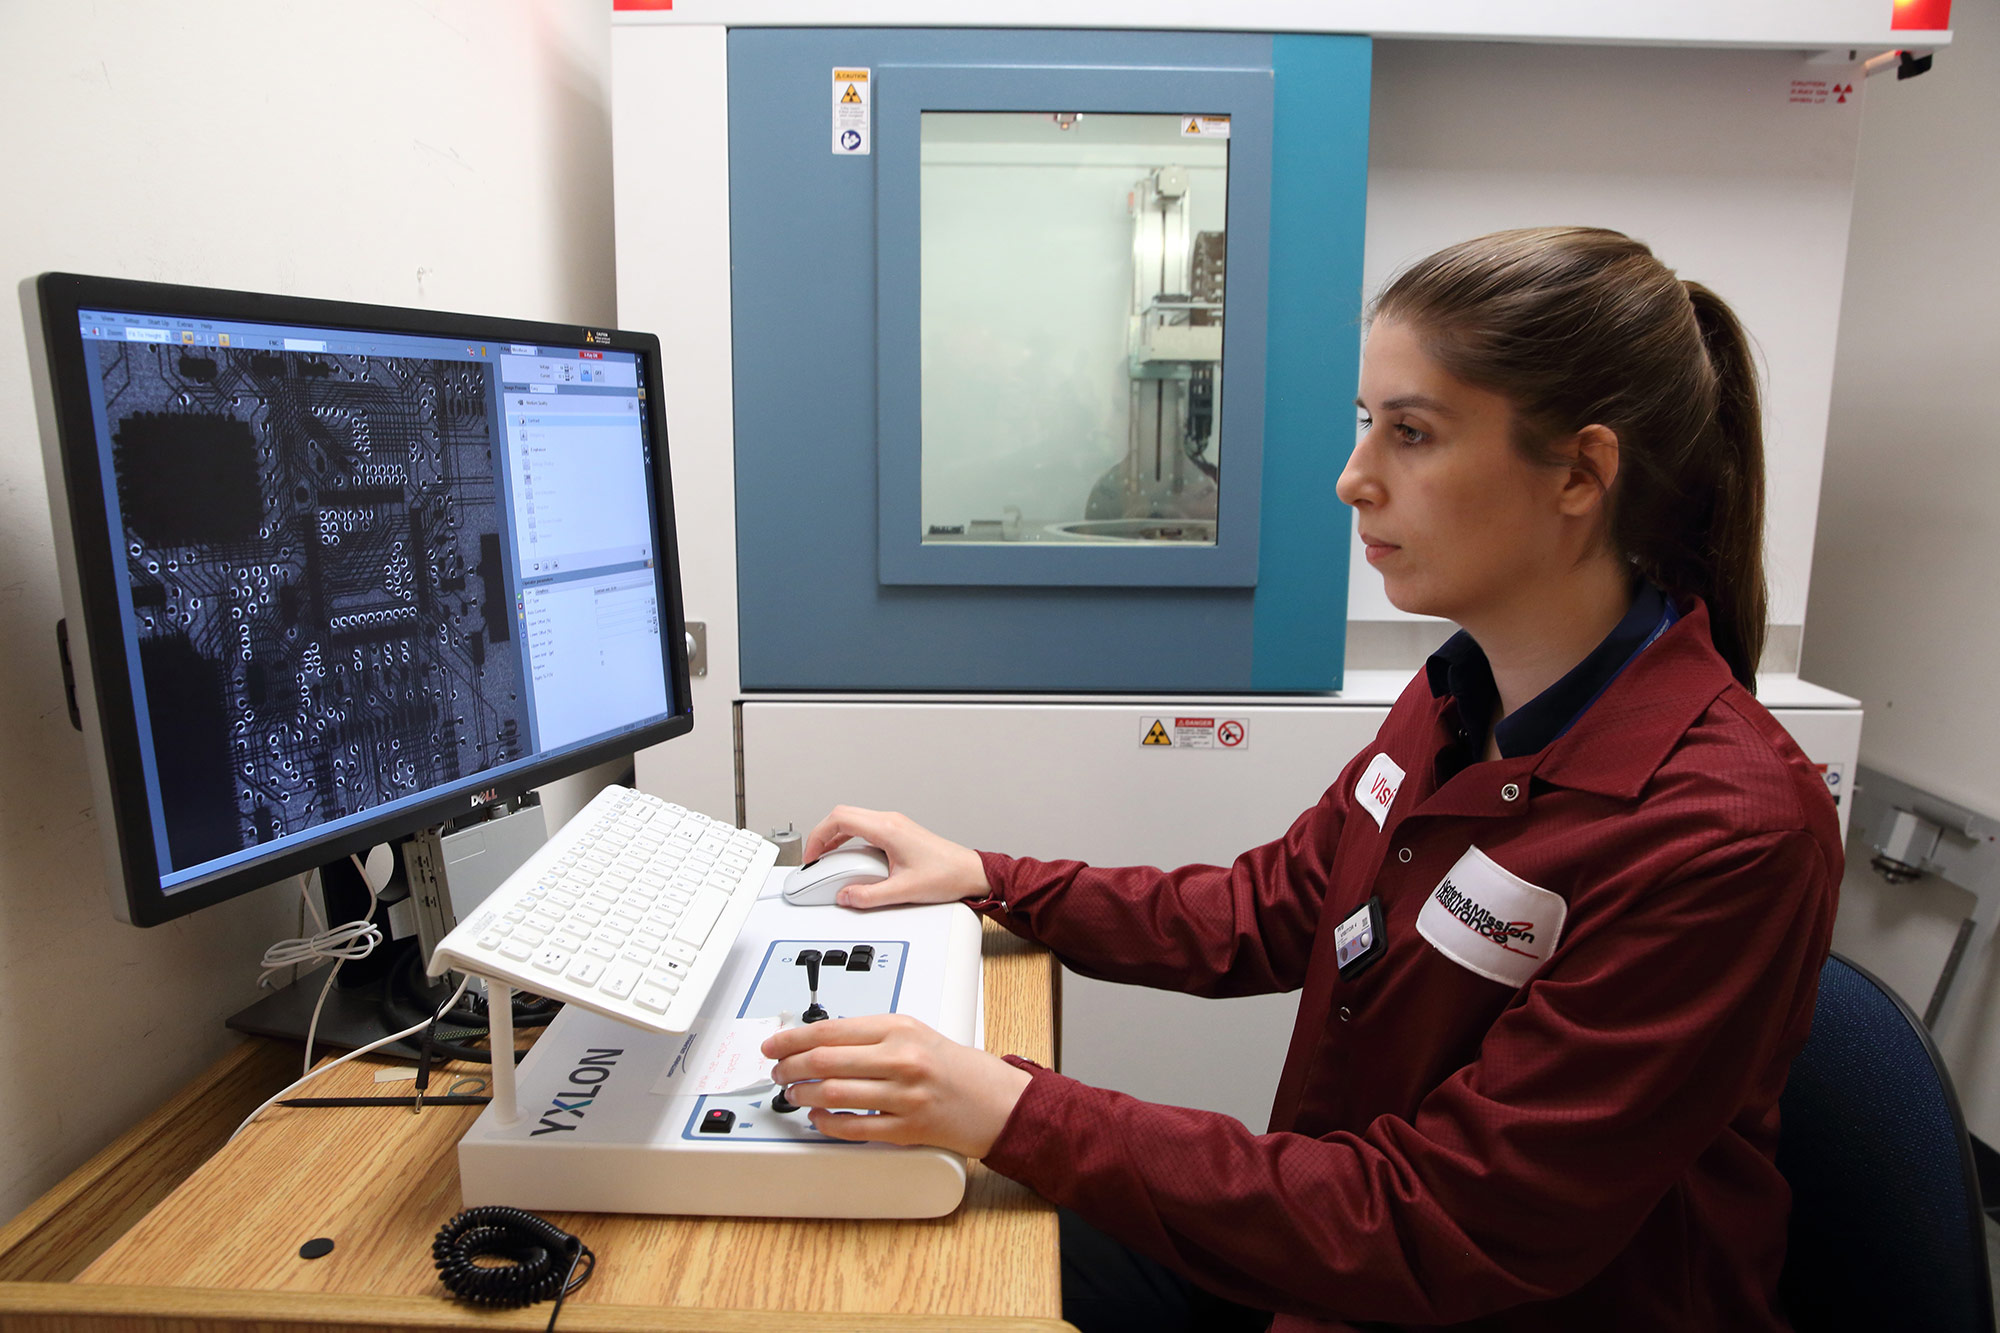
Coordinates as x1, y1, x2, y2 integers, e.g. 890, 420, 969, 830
832, 67, 871, 155
1180, 114, 1231, 138
1138, 715, 1250, 750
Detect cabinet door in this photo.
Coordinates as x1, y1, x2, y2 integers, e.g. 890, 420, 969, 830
729, 30, 1370, 690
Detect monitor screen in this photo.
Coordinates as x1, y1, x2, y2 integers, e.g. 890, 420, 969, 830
26, 274, 694, 925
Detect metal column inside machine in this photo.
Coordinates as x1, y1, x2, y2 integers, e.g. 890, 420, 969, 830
1089, 160, 1225, 538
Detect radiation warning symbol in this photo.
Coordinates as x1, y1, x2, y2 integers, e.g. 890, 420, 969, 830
841, 83, 863, 104
1142, 719, 1173, 746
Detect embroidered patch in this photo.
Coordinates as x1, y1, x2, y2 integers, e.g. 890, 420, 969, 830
1354, 752, 1405, 830
1415, 846, 1567, 989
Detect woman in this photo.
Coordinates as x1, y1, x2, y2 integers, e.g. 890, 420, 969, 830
763, 227, 1841, 1332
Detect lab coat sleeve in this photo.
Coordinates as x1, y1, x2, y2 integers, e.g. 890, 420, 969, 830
971, 747, 1368, 999
980, 827, 1835, 1326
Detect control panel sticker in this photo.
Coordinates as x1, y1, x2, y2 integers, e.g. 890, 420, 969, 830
680, 938, 908, 1143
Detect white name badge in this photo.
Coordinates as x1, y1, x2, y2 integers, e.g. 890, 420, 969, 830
1415, 846, 1568, 989
1355, 752, 1405, 830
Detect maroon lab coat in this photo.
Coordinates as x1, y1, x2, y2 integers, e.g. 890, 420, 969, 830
976, 601, 1841, 1332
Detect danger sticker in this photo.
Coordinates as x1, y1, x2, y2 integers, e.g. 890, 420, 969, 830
1138, 715, 1249, 749
1181, 115, 1230, 138
832, 67, 871, 154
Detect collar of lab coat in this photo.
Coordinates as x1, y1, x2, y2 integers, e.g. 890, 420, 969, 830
1403, 597, 1735, 812
1514, 597, 1734, 801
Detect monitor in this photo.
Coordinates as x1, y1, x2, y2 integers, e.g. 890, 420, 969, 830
23, 273, 694, 927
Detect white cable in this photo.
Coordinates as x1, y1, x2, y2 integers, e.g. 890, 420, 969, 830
229, 974, 473, 1145
256, 854, 384, 1078
257, 862, 382, 987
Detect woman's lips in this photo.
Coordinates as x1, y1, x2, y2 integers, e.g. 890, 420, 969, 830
1360, 533, 1400, 564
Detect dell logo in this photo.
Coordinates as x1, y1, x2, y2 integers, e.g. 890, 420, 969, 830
469, 787, 499, 809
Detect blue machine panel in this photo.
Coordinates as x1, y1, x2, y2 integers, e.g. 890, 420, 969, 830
728, 29, 1369, 691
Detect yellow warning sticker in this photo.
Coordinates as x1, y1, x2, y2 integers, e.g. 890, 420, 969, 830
1142, 719, 1173, 746
831, 66, 871, 155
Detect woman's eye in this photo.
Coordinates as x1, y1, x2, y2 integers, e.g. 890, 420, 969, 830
1356, 414, 1373, 433
1395, 423, 1428, 445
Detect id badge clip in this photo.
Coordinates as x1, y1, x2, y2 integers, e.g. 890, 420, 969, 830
1334, 896, 1387, 981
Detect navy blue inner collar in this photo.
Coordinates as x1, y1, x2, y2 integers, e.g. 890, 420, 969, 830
1425, 582, 1673, 765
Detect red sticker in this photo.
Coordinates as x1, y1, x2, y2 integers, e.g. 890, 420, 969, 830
1891, 0, 1951, 31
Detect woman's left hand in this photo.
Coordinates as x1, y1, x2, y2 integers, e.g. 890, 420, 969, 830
762, 1014, 1033, 1159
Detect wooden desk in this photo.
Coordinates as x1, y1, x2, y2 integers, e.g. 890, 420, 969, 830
0, 922, 1068, 1332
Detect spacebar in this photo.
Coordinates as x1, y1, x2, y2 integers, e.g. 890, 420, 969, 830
675, 890, 730, 947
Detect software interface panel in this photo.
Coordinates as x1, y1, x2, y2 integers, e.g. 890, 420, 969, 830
70, 308, 673, 895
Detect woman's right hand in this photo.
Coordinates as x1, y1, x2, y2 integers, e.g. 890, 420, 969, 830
799, 806, 990, 910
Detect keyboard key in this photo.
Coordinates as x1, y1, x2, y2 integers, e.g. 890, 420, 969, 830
676, 890, 729, 947
531, 947, 572, 975
635, 984, 675, 1014
566, 957, 605, 986
601, 962, 642, 999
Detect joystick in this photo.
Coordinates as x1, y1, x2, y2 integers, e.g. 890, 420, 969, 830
800, 951, 830, 1025
773, 948, 832, 1115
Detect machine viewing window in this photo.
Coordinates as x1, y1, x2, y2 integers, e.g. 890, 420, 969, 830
918, 111, 1228, 548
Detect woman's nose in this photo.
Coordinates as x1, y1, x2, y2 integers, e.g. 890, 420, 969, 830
1337, 431, 1380, 508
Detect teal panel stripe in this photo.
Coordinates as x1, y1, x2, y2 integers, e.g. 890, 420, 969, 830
1253, 34, 1372, 691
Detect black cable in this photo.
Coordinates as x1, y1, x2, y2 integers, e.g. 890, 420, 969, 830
433, 1206, 594, 1333
381, 950, 558, 1064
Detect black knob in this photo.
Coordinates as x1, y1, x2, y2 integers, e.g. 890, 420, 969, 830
772, 1089, 800, 1114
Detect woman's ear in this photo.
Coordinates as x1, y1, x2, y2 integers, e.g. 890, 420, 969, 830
1555, 424, 1620, 518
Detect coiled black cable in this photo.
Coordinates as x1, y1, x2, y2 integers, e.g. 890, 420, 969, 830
433, 1206, 595, 1332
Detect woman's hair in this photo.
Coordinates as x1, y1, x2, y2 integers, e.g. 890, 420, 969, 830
1371, 227, 1767, 689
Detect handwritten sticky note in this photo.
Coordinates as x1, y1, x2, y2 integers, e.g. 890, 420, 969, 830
652, 1015, 791, 1097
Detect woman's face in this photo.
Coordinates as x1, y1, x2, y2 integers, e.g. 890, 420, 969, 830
1340, 319, 1585, 627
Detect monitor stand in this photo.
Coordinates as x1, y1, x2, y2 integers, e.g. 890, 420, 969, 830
226, 799, 550, 1061
225, 943, 459, 1062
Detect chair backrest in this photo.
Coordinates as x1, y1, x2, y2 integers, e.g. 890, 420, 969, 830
1778, 951, 1994, 1332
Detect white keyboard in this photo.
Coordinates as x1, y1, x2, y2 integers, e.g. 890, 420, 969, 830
427, 784, 779, 1035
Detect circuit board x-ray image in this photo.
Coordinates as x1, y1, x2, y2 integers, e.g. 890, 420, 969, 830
99, 341, 528, 872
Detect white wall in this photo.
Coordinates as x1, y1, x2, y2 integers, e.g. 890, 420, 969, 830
1351, 40, 1867, 655
1800, 1, 2000, 1144
0, 0, 615, 1222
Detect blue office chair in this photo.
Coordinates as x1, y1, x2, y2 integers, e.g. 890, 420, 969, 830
1777, 951, 1994, 1332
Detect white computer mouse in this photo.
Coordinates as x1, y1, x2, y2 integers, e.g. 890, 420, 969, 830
782, 846, 891, 906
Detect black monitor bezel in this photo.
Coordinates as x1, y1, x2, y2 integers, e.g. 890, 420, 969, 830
33, 271, 696, 926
